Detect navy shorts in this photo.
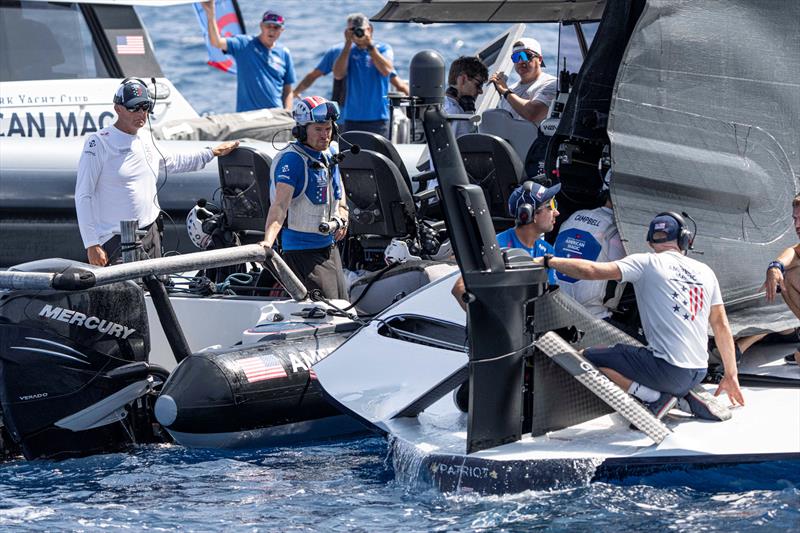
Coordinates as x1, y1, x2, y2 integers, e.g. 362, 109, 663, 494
584, 343, 706, 398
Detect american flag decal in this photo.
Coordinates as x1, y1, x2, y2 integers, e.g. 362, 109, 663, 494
116, 35, 145, 55
688, 286, 704, 321
237, 355, 287, 383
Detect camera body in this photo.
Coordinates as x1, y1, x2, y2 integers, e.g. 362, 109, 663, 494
353, 26, 365, 38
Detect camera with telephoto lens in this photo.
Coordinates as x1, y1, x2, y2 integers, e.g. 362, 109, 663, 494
353, 26, 365, 38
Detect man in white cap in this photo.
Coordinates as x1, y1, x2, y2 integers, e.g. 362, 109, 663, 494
489, 37, 557, 125
75, 78, 238, 266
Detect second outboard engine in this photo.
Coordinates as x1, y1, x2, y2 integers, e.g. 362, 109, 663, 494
0, 260, 164, 460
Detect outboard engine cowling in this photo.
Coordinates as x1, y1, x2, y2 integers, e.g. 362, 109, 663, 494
0, 259, 160, 460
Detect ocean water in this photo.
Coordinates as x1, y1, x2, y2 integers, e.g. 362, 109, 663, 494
1, 438, 798, 531
1, 1, 798, 530
137, 0, 560, 115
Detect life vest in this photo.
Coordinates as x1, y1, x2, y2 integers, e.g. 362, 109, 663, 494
269, 143, 338, 235
554, 206, 624, 319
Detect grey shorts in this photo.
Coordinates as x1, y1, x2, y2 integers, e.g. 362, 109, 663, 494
584, 343, 706, 398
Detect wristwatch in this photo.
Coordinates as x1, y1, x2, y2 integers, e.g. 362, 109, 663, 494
502, 89, 511, 99
768, 260, 785, 274
542, 253, 554, 268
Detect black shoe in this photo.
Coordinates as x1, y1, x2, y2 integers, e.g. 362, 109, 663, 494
762, 328, 800, 345
629, 393, 677, 431
676, 387, 732, 421
785, 353, 799, 365
644, 392, 678, 420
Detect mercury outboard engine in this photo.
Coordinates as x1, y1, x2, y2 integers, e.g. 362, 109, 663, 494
0, 259, 165, 460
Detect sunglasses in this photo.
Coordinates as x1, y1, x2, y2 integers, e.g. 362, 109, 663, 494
511, 50, 540, 64
467, 75, 486, 88
536, 198, 558, 212
308, 101, 340, 123
125, 102, 152, 113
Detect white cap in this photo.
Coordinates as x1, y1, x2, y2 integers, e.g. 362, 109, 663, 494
513, 37, 545, 67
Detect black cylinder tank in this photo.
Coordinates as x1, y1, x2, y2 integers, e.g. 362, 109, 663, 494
156, 322, 362, 444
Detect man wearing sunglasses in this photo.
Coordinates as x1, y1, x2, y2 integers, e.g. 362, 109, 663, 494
444, 56, 489, 138
452, 181, 561, 312
75, 79, 239, 266
261, 96, 349, 300
202, 2, 296, 112
489, 37, 557, 125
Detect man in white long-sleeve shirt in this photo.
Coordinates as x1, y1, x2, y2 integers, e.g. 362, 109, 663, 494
75, 79, 238, 266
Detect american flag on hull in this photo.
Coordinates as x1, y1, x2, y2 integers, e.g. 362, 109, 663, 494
237, 355, 287, 383
116, 35, 145, 55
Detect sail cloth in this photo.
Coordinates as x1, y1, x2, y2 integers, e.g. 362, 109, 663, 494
193, 0, 245, 74
606, 0, 800, 335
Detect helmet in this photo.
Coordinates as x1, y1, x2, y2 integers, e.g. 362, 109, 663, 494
292, 96, 340, 125
186, 206, 212, 250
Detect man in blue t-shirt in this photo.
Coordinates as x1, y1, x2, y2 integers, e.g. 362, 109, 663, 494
451, 181, 561, 310
291, 13, 394, 138
261, 96, 349, 300
203, 2, 296, 112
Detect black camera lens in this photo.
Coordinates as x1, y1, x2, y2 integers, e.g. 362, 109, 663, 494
353, 27, 365, 38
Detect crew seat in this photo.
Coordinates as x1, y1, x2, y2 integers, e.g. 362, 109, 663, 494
217, 146, 272, 244
339, 149, 418, 268
456, 133, 525, 228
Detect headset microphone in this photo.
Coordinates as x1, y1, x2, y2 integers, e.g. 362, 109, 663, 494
195, 199, 216, 221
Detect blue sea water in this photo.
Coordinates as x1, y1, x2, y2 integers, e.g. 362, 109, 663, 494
1, 1, 798, 529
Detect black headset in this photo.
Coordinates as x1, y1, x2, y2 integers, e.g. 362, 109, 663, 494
112, 77, 152, 106
647, 211, 694, 252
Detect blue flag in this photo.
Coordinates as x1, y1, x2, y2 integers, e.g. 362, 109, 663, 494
193, 1, 244, 75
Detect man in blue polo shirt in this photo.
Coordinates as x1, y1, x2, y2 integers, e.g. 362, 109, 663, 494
260, 96, 349, 300
452, 181, 561, 310
202, 2, 296, 111
291, 13, 394, 138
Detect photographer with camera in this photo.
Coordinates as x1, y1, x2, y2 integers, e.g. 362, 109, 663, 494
260, 96, 349, 300
292, 13, 394, 138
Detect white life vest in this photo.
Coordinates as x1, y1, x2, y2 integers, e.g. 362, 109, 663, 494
269, 143, 338, 235
554, 206, 625, 319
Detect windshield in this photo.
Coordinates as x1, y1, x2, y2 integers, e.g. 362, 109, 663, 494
0, 1, 109, 81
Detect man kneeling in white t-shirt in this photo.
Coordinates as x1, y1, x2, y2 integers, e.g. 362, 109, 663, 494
540, 213, 745, 421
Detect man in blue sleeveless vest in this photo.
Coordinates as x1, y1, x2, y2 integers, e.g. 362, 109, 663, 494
261, 96, 349, 299
452, 180, 561, 310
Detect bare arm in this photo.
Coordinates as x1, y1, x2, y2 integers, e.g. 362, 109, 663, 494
282, 84, 293, 110
261, 182, 294, 248
201, 1, 228, 52
547, 257, 622, 281
390, 76, 409, 96
332, 30, 353, 80
452, 276, 467, 312
334, 179, 349, 242
293, 69, 324, 97
489, 72, 549, 123
360, 37, 393, 77
766, 245, 800, 302
709, 304, 745, 406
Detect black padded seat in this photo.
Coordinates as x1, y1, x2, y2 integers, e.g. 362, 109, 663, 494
217, 146, 272, 243
340, 130, 413, 194
339, 149, 416, 239
456, 133, 525, 221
